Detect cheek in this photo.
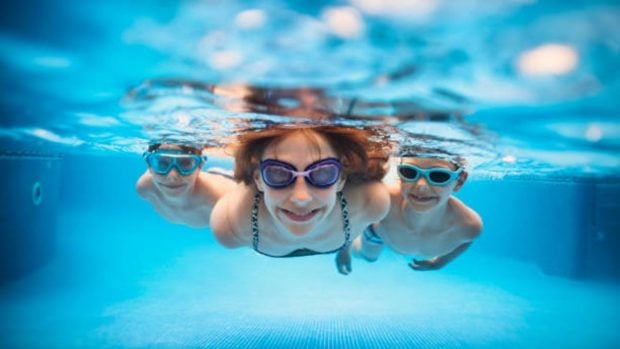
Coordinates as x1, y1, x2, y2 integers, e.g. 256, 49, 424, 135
434, 186, 453, 199
151, 172, 168, 181
400, 182, 415, 194
262, 189, 287, 207
314, 188, 338, 205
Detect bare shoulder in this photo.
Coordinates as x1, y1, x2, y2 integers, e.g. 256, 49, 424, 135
201, 171, 237, 192
344, 180, 390, 224
449, 196, 483, 239
135, 171, 154, 199
210, 184, 254, 248
387, 182, 402, 202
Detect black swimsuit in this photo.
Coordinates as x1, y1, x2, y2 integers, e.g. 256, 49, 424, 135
251, 191, 352, 258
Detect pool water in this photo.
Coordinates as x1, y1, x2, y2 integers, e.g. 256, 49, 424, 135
1, 0, 619, 348
1, 155, 618, 348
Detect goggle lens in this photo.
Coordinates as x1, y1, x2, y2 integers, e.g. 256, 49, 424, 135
429, 171, 451, 183
145, 151, 205, 176
260, 158, 341, 189
262, 165, 294, 186
397, 164, 461, 186
397, 166, 419, 181
309, 164, 340, 185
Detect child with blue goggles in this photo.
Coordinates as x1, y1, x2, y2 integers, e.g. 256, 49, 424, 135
136, 143, 237, 228
344, 147, 483, 273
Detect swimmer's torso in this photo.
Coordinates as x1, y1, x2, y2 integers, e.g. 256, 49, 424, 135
213, 182, 381, 256
375, 189, 475, 258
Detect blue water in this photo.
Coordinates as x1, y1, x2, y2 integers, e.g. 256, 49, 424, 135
1, 1, 620, 348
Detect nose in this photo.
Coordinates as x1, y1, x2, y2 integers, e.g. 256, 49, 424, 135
290, 176, 312, 206
166, 167, 183, 181
414, 176, 430, 192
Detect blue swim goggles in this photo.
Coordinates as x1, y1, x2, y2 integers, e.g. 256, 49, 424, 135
144, 149, 207, 176
397, 164, 462, 186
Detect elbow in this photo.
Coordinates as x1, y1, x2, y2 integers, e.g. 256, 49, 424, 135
466, 217, 483, 240
212, 227, 239, 249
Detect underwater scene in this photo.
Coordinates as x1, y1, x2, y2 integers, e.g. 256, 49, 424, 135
1, 0, 619, 348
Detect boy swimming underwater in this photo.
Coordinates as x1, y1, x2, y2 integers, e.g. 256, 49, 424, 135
338, 147, 482, 273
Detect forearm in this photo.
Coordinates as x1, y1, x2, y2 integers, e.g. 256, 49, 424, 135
430, 242, 473, 268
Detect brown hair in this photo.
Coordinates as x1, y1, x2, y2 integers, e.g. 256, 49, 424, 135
147, 143, 202, 155
233, 125, 390, 185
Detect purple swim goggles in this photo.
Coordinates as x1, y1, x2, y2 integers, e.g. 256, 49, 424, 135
259, 158, 342, 189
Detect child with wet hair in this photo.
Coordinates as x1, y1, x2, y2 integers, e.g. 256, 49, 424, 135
136, 142, 237, 228
210, 124, 390, 274
348, 145, 482, 271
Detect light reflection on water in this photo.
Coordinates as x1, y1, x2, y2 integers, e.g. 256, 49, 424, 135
0, 0, 618, 180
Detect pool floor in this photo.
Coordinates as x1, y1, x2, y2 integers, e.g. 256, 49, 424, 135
1, 208, 619, 348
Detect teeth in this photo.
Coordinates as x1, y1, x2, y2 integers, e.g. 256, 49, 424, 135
286, 209, 314, 216
281, 208, 319, 222
411, 194, 433, 200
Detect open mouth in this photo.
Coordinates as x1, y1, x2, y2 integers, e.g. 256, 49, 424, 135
280, 208, 321, 223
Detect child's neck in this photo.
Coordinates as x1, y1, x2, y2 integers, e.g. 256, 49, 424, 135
402, 197, 450, 230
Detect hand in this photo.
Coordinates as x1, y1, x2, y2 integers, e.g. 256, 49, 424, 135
335, 248, 352, 275
408, 258, 443, 271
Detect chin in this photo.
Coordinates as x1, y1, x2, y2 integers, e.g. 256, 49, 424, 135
412, 205, 433, 213
407, 199, 437, 212
159, 183, 189, 193
285, 225, 315, 236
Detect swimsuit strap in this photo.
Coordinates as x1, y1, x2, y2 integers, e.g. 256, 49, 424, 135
338, 191, 352, 248
251, 191, 261, 251
251, 190, 351, 252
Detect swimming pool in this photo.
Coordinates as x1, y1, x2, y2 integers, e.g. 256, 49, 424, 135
1, 1, 619, 348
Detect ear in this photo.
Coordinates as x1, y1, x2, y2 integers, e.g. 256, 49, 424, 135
253, 169, 265, 192
453, 171, 468, 192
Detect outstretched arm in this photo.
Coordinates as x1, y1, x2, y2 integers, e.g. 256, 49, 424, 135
409, 241, 473, 271
335, 245, 352, 275
410, 203, 483, 271
335, 180, 390, 275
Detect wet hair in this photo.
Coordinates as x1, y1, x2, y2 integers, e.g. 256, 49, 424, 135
147, 143, 202, 155
398, 145, 466, 169
233, 125, 390, 185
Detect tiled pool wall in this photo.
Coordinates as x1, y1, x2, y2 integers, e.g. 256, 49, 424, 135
1, 154, 619, 284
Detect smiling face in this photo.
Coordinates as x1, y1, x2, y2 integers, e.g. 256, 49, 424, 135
399, 157, 466, 212
253, 130, 345, 236
149, 144, 202, 196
